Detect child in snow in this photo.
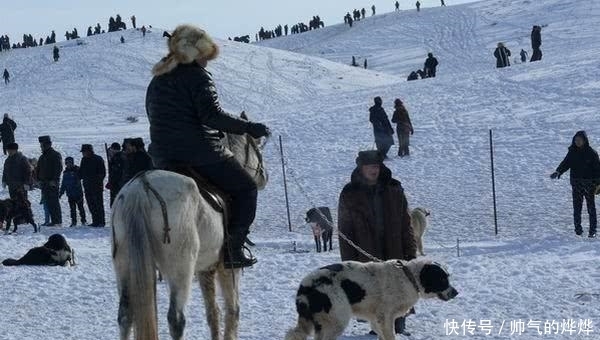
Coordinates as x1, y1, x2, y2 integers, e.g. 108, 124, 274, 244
59, 157, 87, 227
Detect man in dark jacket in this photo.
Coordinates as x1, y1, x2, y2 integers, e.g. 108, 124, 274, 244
424, 53, 438, 78
36, 136, 62, 226
122, 138, 153, 183
391, 99, 414, 157
530, 25, 542, 62
551, 131, 600, 238
369, 97, 394, 159
60, 157, 86, 227
53, 46, 59, 62
2, 143, 32, 199
338, 150, 416, 335
494, 42, 511, 68
146, 25, 270, 268
79, 144, 106, 227
107, 142, 124, 206
3, 69, 9, 84
0, 114, 17, 155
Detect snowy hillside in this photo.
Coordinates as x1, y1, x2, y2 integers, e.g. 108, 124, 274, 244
1, 0, 600, 339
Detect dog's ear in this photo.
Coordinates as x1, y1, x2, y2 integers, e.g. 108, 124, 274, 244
419, 263, 450, 293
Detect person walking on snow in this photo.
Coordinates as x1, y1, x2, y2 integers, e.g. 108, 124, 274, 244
530, 25, 542, 62
0, 114, 17, 155
369, 97, 395, 159
520, 49, 528, 63
3, 69, 9, 84
416, 1, 421, 11
371, 5, 376, 16
391, 99, 414, 157
424, 53, 439, 77
395, 1, 400, 11
551, 131, 600, 238
441, 0, 446, 6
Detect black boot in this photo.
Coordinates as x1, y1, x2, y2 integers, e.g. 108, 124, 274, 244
223, 232, 257, 269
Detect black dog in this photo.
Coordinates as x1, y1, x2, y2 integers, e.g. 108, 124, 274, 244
2, 234, 73, 266
306, 207, 333, 253
0, 197, 37, 234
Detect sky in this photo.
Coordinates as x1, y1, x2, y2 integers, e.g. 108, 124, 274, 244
1, 0, 481, 44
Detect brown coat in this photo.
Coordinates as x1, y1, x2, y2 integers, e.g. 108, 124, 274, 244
338, 165, 416, 262
391, 105, 413, 135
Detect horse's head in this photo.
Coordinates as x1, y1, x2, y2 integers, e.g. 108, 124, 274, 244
224, 112, 269, 190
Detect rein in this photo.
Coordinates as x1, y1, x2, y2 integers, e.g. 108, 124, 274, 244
140, 172, 171, 244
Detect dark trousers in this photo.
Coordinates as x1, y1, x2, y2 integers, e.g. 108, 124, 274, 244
8, 186, 28, 200
375, 142, 392, 159
41, 182, 62, 224
84, 182, 105, 225
191, 158, 258, 237
68, 197, 86, 225
425, 67, 436, 78
531, 48, 542, 62
572, 185, 597, 233
397, 131, 410, 156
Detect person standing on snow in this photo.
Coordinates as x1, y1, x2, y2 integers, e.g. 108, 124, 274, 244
3, 69, 9, 84
551, 131, 600, 238
391, 99, 414, 157
494, 42, 511, 68
0, 113, 17, 155
520, 49, 528, 63
369, 97, 394, 159
424, 53, 439, 77
530, 25, 542, 62
395, 1, 400, 11
416, 1, 421, 11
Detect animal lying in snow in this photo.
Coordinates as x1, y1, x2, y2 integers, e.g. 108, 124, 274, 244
2, 234, 73, 266
285, 259, 458, 340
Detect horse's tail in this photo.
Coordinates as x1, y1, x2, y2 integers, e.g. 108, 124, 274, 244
120, 192, 159, 340
2, 258, 20, 266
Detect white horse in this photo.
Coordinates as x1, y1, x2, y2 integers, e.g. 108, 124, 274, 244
111, 114, 268, 340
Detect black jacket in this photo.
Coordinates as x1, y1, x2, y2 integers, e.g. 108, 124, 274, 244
146, 62, 250, 167
108, 151, 124, 189
2, 152, 31, 188
123, 151, 153, 184
0, 117, 17, 144
494, 47, 511, 68
424, 57, 438, 70
369, 104, 394, 145
531, 28, 542, 50
556, 131, 600, 184
79, 154, 106, 185
36, 147, 63, 183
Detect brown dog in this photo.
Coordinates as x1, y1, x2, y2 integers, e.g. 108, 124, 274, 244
0, 198, 38, 234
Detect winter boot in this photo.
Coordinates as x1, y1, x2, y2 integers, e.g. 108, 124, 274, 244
223, 232, 257, 269
575, 226, 583, 236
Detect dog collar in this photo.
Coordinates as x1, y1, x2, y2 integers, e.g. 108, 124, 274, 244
398, 262, 421, 294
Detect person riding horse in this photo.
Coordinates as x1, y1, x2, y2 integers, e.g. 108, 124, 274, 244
146, 25, 270, 268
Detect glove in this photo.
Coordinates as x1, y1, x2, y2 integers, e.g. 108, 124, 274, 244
246, 122, 270, 139
550, 172, 560, 179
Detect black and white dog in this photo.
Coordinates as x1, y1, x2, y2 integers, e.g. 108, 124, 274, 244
285, 259, 458, 340
2, 234, 73, 266
305, 207, 333, 253
0, 197, 38, 234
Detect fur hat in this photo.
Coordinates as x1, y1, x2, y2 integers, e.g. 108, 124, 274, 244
152, 24, 219, 76
394, 98, 403, 106
38, 135, 52, 144
356, 150, 383, 166
6, 142, 18, 150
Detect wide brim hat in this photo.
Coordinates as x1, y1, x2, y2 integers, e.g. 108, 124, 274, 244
38, 135, 52, 144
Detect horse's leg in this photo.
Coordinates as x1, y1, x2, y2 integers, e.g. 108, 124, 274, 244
199, 270, 220, 340
117, 285, 132, 340
218, 266, 241, 340
167, 270, 194, 340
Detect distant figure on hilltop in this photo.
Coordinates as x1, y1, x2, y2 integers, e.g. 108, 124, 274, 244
3, 69, 9, 84
494, 42, 511, 68
120, 36, 125, 43
520, 49, 528, 63
395, 1, 400, 11
530, 25, 542, 62
416, 1, 421, 11
361, 8, 366, 19
131, 15, 137, 29
424, 53, 439, 77
441, 0, 446, 6
369, 97, 395, 159
364, 58, 368, 69
53, 46, 60, 62
351, 56, 358, 66
372, 5, 376, 16
141, 26, 147, 37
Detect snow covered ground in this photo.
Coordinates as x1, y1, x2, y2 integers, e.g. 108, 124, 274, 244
1, 0, 599, 339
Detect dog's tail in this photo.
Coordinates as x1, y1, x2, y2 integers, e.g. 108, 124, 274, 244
2, 258, 20, 266
284, 299, 313, 340
284, 317, 312, 340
